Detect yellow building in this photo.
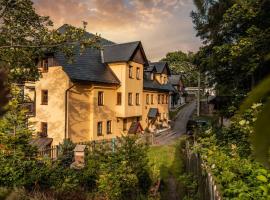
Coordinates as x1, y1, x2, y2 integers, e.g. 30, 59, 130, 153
25, 25, 174, 146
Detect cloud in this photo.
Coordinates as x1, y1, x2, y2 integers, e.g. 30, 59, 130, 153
33, 0, 201, 60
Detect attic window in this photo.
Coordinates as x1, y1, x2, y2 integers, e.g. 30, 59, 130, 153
150, 73, 154, 80
41, 58, 49, 72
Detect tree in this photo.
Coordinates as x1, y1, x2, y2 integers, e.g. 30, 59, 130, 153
192, 0, 270, 111
0, 69, 9, 116
161, 51, 198, 87
0, 0, 100, 83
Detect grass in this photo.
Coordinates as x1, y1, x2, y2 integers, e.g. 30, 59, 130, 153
148, 137, 185, 180
148, 137, 186, 199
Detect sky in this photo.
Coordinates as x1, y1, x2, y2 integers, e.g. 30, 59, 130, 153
33, 0, 202, 61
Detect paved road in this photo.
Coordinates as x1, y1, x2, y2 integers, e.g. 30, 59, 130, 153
154, 102, 196, 145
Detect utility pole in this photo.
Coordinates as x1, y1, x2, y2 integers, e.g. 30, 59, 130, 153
197, 71, 201, 116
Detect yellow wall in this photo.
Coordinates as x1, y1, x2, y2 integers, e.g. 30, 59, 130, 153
142, 90, 169, 131
155, 74, 168, 85
26, 66, 70, 145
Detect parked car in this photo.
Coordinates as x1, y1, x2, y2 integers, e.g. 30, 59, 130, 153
186, 119, 208, 135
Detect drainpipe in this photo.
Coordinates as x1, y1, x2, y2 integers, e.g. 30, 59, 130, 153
65, 84, 75, 139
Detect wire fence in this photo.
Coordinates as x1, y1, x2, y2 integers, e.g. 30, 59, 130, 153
185, 140, 223, 200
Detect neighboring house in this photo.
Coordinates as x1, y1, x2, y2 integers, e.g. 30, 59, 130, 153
24, 25, 174, 145
168, 74, 185, 108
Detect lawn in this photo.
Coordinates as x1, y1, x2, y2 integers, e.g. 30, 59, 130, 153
148, 138, 185, 180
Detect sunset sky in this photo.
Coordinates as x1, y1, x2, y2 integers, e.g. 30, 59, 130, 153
33, 0, 202, 61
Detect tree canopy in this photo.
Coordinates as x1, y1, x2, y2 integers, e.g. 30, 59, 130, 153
0, 0, 100, 84
160, 51, 198, 87
192, 0, 270, 100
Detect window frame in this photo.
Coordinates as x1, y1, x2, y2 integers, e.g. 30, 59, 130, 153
40, 122, 48, 137
41, 58, 49, 73
123, 118, 127, 131
98, 91, 104, 106
146, 94, 149, 105
158, 94, 161, 104
41, 90, 48, 105
117, 92, 122, 105
107, 120, 112, 134
136, 67, 140, 79
97, 121, 103, 136
128, 93, 133, 106
136, 93, 140, 105
129, 65, 133, 78
151, 94, 154, 104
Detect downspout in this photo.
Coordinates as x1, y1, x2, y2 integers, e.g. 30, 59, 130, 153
65, 84, 76, 139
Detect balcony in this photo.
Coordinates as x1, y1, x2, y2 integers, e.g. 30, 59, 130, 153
22, 102, 35, 117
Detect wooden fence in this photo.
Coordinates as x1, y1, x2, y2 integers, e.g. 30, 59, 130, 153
185, 140, 223, 200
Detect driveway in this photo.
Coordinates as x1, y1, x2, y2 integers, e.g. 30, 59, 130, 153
154, 102, 196, 145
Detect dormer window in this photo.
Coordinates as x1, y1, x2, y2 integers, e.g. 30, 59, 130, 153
41, 58, 49, 73
129, 65, 133, 78
150, 73, 154, 80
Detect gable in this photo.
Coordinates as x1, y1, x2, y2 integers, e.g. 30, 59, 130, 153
130, 44, 148, 65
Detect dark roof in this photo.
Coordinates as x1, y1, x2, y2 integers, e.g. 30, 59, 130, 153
143, 79, 175, 92
169, 75, 182, 85
104, 41, 140, 63
128, 121, 143, 134
54, 25, 120, 84
151, 62, 171, 75
148, 108, 159, 118
144, 65, 157, 72
29, 138, 53, 150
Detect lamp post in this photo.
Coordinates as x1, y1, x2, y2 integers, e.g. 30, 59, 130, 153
197, 70, 201, 117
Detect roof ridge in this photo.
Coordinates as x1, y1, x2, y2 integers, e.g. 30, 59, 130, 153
103, 41, 140, 47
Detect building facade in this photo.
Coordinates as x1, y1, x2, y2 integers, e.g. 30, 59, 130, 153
24, 25, 174, 145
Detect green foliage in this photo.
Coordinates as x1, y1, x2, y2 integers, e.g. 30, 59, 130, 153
98, 136, 152, 200
190, 104, 270, 199
240, 75, 270, 167
160, 51, 198, 87
0, 0, 100, 83
192, 0, 270, 109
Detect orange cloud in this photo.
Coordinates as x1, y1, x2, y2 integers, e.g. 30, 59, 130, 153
33, 0, 201, 60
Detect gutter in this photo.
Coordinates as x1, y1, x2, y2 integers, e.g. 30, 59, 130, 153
65, 84, 75, 139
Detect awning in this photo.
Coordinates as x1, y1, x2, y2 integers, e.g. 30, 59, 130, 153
147, 108, 159, 118
29, 137, 53, 150
128, 121, 143, 134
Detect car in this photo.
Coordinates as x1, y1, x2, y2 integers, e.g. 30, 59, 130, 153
186, 119, 208, 135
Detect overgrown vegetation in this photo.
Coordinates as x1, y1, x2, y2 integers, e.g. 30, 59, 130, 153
187, 104, 270, 199
0, 135, 152, 200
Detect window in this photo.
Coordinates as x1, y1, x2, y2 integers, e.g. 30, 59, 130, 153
151, 94, 154, 104
41, 90, 48, 105
107, 121, 112, 134
164, 77, 167, 84
136, 93, 140, 105
136, 67, 140, 79
123, 119, 127, 131
150, 73, 154, 80
97, 122, 103, 136
166, 95, 169, 104
158, 95, 161, 104
146, 94, 149, 105
128, 93, 133, 105
41, 58, 49, 72
162, 95, 165, 104
129, 65, 133, 78
117, 92, 122, 105
98, 91, 104, 106
40, 122, 48, 137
